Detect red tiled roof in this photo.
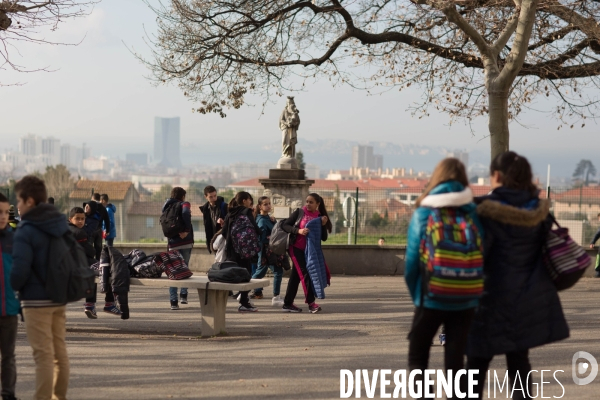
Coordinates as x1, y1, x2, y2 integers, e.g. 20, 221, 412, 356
70, 180, 134, 201
554, 186, 600, 204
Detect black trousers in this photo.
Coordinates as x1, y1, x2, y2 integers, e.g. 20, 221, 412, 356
85, 284, 115, 304
284, 246, 315, 306
92, 230, 103, 261
467, 350, 532, 399
229, 254, 251, 306
408, 307, 475, 399
0, 316, 17, 397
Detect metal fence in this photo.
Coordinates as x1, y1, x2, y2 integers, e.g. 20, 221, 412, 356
1, 184, 599, 246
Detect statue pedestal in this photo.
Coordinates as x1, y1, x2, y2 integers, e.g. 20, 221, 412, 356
259, 169, 314, 219
277, 156, 299, 170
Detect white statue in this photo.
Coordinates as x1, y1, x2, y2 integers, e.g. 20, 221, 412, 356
279, 96, 300, 160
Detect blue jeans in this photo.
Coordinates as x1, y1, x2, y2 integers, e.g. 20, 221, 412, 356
169, 248, 191, 302
251, 263, 257, 276
252, 263, 283, 296
106, 238, 114, 247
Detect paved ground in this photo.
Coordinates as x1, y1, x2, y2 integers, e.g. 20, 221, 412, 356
12, 276, 600, 399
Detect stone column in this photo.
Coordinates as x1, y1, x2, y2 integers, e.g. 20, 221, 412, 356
259, 169, 314, 219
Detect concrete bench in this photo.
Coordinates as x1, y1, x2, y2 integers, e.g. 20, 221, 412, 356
129, 276, 270, 337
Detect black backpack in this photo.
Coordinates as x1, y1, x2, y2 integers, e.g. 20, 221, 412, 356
33, 231, 96, 304
207, 261, 250, 284
160, 202, 186, 238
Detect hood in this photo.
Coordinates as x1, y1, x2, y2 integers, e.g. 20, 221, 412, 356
420, 181, 474, 209
162, 198, 180, 212
20, 203, 69, 237
477, 198, 550, 227
227, 205, 248, 219
107, 203, 116, 212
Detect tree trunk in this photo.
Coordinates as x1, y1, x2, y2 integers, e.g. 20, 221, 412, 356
488, 89, 510, 160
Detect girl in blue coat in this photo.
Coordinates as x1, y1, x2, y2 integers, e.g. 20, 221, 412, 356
404, 158, 483, 395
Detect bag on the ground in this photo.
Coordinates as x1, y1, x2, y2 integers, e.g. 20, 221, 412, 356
419, 208, 484, 303
160, 202, 186, 238
543, 216, 592, 291
230, 214, 260, 259
269, 209, 304, 255
36, 231, 96, 304
154, 250, 193, 280
207, 261, 251, 283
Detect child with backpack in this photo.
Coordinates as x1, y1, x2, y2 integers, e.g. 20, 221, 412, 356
281, 193, 332, 313
161, 187, 193, 310
249, 196, 285, 306
404, 158, 484, 394
221, 191, 260, 312
0, 193, 20, 400
10, 176, 71, 400
68, 207, 120, 319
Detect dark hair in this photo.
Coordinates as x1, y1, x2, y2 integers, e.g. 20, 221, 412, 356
204, 185, 217, 196
0, 193, 7, 203
100, 194, 109, 202
254, 196, 269, 218
170, 187, 187, 201
15, 175, 47, 205
308, 193, 332, 233
490, 151, 537, 196
47, 197, 55, 204
379, 237, 385, 241
92, 193, 101, 201
69, 207, 85, 219
228, 191, 253, 210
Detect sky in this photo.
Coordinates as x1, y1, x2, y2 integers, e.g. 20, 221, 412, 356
1, 0, 598, 178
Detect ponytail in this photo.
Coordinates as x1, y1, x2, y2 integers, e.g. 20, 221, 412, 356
308, 192, 332, 233
490, 151, 538, 196
228, 191, 253, 211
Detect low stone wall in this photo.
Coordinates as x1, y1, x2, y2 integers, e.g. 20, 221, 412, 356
113, 244, 598, 278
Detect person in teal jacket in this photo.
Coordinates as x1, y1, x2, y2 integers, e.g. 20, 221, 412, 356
0, 192, 19, 400
404, 158, 484, 397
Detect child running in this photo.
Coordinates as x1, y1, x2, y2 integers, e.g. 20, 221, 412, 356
249, 196, 284, 306
68, 207, 120, 319
0, 193, 19, 400
281, 193, 332, 313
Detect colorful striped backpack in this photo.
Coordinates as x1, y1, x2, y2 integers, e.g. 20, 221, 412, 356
419, 208, 484, 303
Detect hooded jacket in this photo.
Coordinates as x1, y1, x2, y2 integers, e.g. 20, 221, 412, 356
99, 245, 130, 295
85, 200, 111, 235
200, 196, 227, 253
104, 203, 117, 239
404, 181, 484, 311
305, 217, 331, 299
466, 187, 569, 358
69, 223, 96, 266
162, 198, 194, 250
11, 203, 69, 305
1, 226, 19, 316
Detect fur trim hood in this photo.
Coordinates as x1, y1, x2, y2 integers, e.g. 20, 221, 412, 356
477, 198, 550, 227
420, 187, 474, 208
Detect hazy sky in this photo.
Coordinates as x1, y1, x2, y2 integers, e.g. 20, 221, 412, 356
1, 0, 598, 177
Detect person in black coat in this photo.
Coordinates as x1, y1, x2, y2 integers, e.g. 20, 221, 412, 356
84, 193, 111, 261
221, 191, 259, 312
199, 186, 227, 254
466, 152, 569, 399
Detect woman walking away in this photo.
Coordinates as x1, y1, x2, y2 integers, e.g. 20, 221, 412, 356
250, 196, 285, 306
404, 158, 484, 398
467, 152, 569, 399
281, 193, 332, 313
221, 192, 259, 312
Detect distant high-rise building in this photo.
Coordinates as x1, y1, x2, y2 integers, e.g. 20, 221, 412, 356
154, 117, 181, 168
126, 153, 149, 166
41, 137, 61, 165
352, 145, 383, 170
60, 145, 83, 169
20, 134, 41, 156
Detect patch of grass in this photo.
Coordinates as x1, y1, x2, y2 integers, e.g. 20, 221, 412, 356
324, 233, 407, 245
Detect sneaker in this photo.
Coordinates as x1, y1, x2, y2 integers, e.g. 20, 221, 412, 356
84, 306, 98, 319
282, 304, 302, 313
439, 333, 446, 346
308, 302, 322, 314
250, 292, 263, 299
180, 295, 188, 304
170, 301, 179, 310
271, 295, 284, 307
103, 304, 122, 316
238, 303, 258, 312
